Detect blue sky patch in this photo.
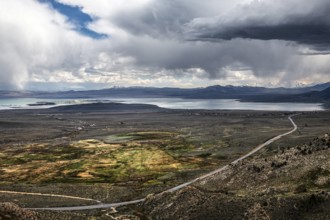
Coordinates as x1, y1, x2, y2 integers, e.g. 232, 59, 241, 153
39, 0, 107, 39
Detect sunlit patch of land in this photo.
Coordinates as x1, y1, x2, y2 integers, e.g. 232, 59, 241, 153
0, 132, 204, 186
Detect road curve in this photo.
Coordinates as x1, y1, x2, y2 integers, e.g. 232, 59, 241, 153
28, 114, 299, 211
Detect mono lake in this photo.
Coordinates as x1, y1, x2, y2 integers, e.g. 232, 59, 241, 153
109, 98, 324, 111
0, 97, 325, 111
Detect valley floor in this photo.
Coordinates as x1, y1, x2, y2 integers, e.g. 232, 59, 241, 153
0, 104, 329, 219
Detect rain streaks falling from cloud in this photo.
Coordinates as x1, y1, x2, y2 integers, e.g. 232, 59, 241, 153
0, 0, 330, 90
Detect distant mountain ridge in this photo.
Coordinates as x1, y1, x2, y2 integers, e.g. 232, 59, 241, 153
241, 86, 330, 104
0, 82, 329, 105
308, 82, 330, 91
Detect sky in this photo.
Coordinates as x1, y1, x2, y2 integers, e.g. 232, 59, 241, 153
0, 0, 330, 90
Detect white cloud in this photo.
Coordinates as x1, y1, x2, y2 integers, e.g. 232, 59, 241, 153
0, 0, 329, 90
0, 0, 104, 89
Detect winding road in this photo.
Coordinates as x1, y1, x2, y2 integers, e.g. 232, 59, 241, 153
20, 114, 298, 211
0, 190, 101, 204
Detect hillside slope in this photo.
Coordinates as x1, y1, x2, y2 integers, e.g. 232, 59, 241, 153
242, 87, 330, 104
1, 82, 330, 100
142, 135, 330, 219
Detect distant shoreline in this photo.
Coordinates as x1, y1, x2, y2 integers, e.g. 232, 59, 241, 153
0, 98, 326, 112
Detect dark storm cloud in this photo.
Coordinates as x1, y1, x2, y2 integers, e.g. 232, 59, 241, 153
112, 36, 298, 79
1, 0, 330, 90
185, 0, 330, 50
109, 0, 223, 39
111, 2, 188, 38
195, 24, 330, 50
101, 0, 330, 84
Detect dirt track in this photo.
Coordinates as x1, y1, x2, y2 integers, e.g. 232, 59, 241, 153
26, 115, 298, 211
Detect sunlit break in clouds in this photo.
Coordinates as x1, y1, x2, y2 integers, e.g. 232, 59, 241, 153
0, 0, 330, 90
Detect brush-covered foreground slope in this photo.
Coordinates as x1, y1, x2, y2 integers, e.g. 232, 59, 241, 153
0, 203, 37, 220
1, 134, 329, 219
141, 134, 330, 220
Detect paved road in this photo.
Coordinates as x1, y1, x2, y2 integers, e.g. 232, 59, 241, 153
0, 190, 101, 204
166, 114, 298, 192
28, 114, 298, 211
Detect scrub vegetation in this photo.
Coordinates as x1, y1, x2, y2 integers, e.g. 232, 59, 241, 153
0, 105, 329, 219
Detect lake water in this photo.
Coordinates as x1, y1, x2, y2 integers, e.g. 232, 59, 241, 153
0, 98, 82, 110
0, 97, 325, 111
